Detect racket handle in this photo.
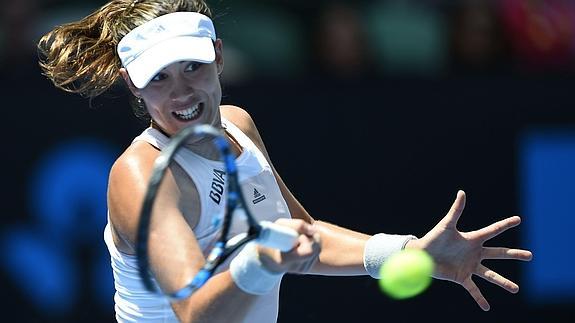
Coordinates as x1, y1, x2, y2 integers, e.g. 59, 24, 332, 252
257, 221, 299, 252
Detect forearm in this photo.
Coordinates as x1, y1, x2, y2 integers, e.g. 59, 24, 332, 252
307, 221, 371, 276
308, 221, 417, 277
173, 243, 284, 323
172, 271, 261, 323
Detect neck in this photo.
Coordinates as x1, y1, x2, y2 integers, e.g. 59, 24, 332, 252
150, 119, 171, 138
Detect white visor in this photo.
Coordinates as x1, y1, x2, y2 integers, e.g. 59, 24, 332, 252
117, 12, 216, 89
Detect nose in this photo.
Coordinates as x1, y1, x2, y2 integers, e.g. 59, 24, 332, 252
168, 74, 194, 103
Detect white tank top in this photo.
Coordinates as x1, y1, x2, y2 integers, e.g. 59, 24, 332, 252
104, 118, 292, 322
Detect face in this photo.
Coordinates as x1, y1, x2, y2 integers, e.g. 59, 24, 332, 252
121, 40, 224, 137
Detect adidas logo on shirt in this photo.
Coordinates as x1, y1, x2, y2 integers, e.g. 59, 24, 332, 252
252, 188, 266, 204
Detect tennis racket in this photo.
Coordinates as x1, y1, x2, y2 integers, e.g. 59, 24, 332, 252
136, 124, 298, 300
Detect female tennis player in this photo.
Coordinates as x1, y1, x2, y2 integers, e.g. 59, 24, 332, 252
38, 1, 532, 322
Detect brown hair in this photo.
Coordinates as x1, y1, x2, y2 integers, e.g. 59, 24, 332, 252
38, 0, 212, 99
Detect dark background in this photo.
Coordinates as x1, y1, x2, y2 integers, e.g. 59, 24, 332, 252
2, 0, 574, 322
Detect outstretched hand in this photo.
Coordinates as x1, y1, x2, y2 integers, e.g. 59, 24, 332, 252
408, 190, 533, 311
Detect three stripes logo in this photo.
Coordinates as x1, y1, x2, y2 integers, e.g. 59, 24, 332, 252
252, 188, 266, 204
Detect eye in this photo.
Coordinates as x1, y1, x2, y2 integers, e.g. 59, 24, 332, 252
185, 62, 204, 72
151, 72, 167, 82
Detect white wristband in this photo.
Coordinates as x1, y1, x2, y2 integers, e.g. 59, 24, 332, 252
363, 233, 417, 279
229, 242, 284, 295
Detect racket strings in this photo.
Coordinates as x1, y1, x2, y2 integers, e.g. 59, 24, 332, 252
136, 124, 266, 300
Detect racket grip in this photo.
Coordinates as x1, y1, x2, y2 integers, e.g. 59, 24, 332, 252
257, 221, 299, 252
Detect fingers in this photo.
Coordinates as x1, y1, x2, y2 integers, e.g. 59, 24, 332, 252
475, 264, 519, 294
272, 218, 321, 274
461, 277, 490, 311
473, 216, 522, 242
482, 247, 533, 261
257, 231, 321, 274
293, 231, 321, 256
439, 190, 466, 229
291, 233, 321, 273
275, 218, 315, 236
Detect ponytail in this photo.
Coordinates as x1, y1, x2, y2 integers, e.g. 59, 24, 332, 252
38, 0, 213, 99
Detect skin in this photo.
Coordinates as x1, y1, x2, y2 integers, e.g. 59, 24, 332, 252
108, 37, 532, 322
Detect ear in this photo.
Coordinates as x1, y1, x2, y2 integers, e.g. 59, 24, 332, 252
214, 39, 224, 75
119, 68, 142, 97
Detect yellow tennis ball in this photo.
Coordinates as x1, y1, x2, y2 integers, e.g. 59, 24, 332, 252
378, 249, 434, 299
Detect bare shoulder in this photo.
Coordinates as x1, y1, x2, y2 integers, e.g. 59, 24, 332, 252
220, 105, 274, 166
108, 140, 162, 216
220, 105, 265, 145
220, 105, 256, 132
109, 140, 159, 186
108, 141, 161, 250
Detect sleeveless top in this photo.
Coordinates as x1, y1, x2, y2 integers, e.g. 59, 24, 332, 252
104, 118, 292, 322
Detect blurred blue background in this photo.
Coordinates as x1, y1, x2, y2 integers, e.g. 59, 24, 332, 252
1, 0, 574, 322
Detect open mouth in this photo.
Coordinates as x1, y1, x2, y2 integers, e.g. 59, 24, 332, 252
172, 104, 203, 121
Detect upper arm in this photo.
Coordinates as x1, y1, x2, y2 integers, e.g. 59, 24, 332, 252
221, 105, 314, 224
107, 142, 206, 293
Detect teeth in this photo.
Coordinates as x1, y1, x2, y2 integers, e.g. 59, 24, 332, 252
174, 104, 200, 120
